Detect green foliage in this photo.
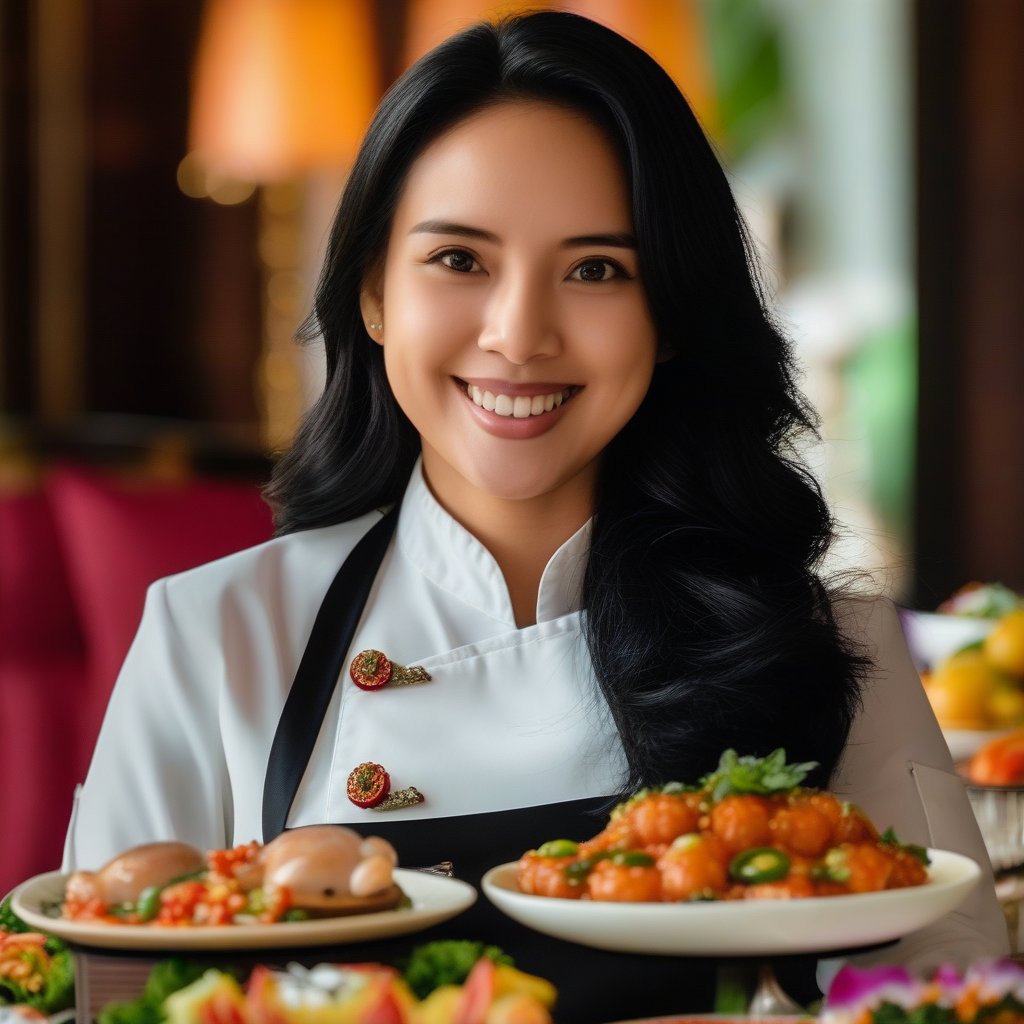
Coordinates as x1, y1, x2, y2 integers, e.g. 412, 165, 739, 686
400, 940, 512, 1000
97, 958, 208, 1024
701, 748, 818, 801
36, 949, 75, 1014
872, 1001, 957, 1024
700, 0, 786, 161
0, 895, 28, 935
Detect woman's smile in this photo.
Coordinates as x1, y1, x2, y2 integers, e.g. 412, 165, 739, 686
455, 376, 581, 437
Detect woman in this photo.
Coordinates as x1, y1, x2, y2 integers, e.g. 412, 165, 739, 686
65, 11, 1007, 1019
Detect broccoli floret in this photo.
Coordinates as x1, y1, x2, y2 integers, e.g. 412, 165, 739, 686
0, 895, 29, 935
97, 958, 210, 1024
35, 948, 75, 1014
401, 940, 512, 1000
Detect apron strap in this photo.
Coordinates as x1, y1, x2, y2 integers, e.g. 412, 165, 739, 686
262, 503, 400, 841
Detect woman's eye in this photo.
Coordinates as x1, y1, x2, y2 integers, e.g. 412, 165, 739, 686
437, 250, 480, 273
570, 259, 625, 282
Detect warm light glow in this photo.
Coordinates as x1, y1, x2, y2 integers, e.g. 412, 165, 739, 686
403, 0, 545, 67
402, 0, 716, 136
177, 152, 257, 204
559, 0, 717, 133
189, 0, 379, 182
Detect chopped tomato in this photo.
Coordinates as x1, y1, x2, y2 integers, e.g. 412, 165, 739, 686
708, 795, 772, 854
586, 859, 663, 902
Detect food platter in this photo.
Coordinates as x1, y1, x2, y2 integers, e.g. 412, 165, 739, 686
481, 849, 980, 957
11, 869, 476, 951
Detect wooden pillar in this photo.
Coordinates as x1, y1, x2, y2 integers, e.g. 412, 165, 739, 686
914, 0, 1024, 607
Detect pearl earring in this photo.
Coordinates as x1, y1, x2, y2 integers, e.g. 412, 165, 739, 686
368, 319, 383, 331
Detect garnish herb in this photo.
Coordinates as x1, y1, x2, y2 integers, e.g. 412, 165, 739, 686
700, 748, 819, 802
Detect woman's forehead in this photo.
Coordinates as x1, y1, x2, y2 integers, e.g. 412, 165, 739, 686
389, 99, 634, 241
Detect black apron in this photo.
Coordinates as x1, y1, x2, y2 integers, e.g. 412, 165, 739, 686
261, 507, 820, 1022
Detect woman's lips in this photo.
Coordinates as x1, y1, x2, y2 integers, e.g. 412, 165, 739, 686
454, 377, 579, 438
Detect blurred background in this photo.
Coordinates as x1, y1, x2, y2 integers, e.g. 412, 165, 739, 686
0, 0, 1022, 887
4, 0, 1023, 602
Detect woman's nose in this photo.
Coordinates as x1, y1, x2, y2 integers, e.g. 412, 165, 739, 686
476, 273, 561, 364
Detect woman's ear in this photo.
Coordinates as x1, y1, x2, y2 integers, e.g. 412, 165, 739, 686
359, 271, 385, 345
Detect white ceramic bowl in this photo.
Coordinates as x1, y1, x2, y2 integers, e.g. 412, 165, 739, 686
899, 609, 995, 671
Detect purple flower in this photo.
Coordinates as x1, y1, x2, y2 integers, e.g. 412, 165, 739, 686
825, 964, 918, 1012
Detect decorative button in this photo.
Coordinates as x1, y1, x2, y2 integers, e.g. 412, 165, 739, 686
347, 762, 425, 811
349, 649, 431, 690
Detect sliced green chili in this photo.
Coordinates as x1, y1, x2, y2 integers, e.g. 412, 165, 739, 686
728, 847, 790, 884
536, 839, 579, 858
609, 851, 655, 868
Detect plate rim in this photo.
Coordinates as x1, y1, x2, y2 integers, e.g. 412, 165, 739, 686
11, 867, 476, 951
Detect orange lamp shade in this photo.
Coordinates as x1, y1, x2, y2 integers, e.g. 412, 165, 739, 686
189, 0, 379, 181
403, 0, 546, 68
557, 0, 718, 135
402, 0, 716, 138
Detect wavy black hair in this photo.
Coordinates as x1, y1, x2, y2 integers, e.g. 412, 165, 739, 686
266, 10, 866, 792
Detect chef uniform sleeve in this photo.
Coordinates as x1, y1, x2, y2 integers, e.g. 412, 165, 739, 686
823, 595, 1010, 973
62, 577, 231, 871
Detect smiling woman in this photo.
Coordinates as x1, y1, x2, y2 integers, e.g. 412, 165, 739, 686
63, 10, 1008, 1022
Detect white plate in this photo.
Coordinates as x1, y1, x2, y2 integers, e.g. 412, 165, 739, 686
10, 868, 476, 951
482, 850, 980, 956
899, 609, 994, 671
943, 727, 1014, 762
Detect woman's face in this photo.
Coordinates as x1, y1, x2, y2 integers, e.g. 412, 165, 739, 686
363, 100, 657, 518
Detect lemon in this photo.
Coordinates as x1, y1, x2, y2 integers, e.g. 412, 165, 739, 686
984, 610, 1024, 678
926, 649, 1003, 728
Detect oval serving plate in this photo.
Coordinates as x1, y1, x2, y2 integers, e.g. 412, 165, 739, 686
482, 849, 980, 957
11, 868, 476, 952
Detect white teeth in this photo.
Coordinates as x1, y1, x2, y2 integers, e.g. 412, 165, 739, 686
466, 385, 570, 418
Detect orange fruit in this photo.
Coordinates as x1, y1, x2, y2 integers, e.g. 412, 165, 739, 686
984, 610, 1024, 677
988, 682, 1024, 727
925, 649, 1004, 728
969, 729, 1024, 785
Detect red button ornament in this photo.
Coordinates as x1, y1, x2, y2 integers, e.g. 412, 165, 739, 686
349, 649, 431, 691
347, 762, 390, 807
347, 762, 425, 811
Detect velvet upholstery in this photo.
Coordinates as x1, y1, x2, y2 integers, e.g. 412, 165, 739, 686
0, 468, 272, 895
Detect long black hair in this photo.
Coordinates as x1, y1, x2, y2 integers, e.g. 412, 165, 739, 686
266, 10, 866, 791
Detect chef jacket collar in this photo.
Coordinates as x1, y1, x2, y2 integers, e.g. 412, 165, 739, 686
397, 459, 591, 626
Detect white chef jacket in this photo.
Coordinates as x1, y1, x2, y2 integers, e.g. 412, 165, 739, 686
64, 460, 1009, 967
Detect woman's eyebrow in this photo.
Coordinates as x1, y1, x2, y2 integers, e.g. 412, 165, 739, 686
409, 219, 499, 242
561, 232, 636, 249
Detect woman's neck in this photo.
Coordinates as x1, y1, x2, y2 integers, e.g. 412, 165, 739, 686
420, 461, 595, 628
